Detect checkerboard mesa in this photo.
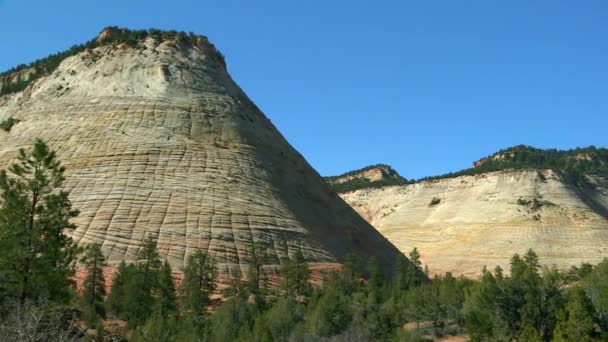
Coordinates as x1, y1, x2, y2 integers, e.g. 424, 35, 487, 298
0, 27, 402, 276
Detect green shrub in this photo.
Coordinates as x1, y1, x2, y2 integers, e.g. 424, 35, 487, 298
0, 117, 18, 132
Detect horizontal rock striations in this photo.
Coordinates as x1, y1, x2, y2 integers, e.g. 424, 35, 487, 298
340, 169, 608, 277
0, 28, 402, 274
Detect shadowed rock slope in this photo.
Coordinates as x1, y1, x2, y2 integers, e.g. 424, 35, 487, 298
339, 166, 608, 277
0, 27, 402, 274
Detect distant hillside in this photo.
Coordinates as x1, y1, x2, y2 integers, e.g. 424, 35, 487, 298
325, 164, 409, 193
327, 146, 608, 193
419, 145, 608, 185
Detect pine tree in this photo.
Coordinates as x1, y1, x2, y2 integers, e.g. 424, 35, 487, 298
137, 235, 162, 286
155, 261, 177, 315
292, 250, 310, 297
553, 288, 596, 342
107, 260, 131, 315
367, 257, 384, 302
181, 251, 217, 315
225, 266, 246, 299
281, 250, 310, 299
81, 243, 106, 325
281, 257, 295, 298
519, 325, 542, 342
0, 140, 79, 304
247, 244, 266, 308
392, 253, 409, 296
407, 248, 423, 288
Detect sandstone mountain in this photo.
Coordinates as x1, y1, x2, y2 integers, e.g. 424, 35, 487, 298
0, 27, 402, 275
336, 147, 608, 277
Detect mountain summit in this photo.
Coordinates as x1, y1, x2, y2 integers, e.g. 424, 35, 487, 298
0, 27, 402, 274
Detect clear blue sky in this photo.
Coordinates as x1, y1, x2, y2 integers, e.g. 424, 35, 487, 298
1, 1, 607, 179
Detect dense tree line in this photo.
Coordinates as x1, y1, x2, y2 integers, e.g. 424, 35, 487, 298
418, 145, 608, 187
0, 26, 226, 97
328, 145, 608, 193
325, 164, 410, 193
1, 141, 608, 341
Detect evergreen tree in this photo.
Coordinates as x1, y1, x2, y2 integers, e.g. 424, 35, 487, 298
407, 248, 423, 288
265, 298, 304, 341
225, 266, 247, 299
155, 260, 177, 316
107, 260, 131, 315
339, 252, 361, 294
107, 236, 164, 327
367, 256, 384, 302
392, 253, 409, 296
137, 235, 162, 286
209, 297, 254, 342
281, 257, 295, 298
0, 140, 79, 304
586, 258, 608, 329
181, 251, 217, 315
81, 243, 106, 325
519, 325, 542, 342
553, 288, 596, 342
247, 244, 268, 308
132, 310, 178, 342
281, 250, 311, 299
306, 287, 353, 337
292, 250, 310, 297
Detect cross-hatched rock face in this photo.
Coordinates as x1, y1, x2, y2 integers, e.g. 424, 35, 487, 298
340, 169, 608, 277
0, 35, 401, 274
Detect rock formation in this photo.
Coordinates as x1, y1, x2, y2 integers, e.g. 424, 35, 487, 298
0, 28, 402, 274
340, 168, 608, 277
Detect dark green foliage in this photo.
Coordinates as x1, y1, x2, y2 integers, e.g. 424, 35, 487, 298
325, 164, 410, 193
0, 140, 79, 305
463, 250, 573, 341
208, 297, 255, 342
106, 235, 171, 327
0, 117, 19, 132
408, 248, 424, 288
585, 258, 608, 329
106, 260, 130, 315
306, 287, 353, 337
102, 244, 608, 341
180, 250, 217, 316
327, 145, 608, 193
0, 26, 226, 97
156, 261, 177, 315
264, 298, 304, 341
553, 287, 597, 341
81, 243, 106, 325
281, 249, 311, 299
418, 145, 608, 187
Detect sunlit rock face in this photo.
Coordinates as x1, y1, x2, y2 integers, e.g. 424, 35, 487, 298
0, 31, 401, 274
340, 169, 608, 277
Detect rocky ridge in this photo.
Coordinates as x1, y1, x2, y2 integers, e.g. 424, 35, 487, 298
340, 168, 608, 277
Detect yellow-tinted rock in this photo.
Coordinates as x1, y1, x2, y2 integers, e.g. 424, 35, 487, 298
340, 169, 608, 277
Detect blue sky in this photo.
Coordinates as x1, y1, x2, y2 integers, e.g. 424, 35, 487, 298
1, 1, 606, 179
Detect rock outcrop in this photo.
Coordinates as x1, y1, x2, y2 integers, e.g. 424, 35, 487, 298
0, 28, 402, 274
340, 169, 608, 277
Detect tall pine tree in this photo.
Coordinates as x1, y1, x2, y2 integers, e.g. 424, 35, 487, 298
181, 251, 217, 315
0, 140, 79, 304
81, 243, 106, 325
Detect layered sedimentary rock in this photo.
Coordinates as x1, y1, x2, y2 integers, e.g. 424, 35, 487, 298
340, 169, 608, 277
0, 29, 401, 274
